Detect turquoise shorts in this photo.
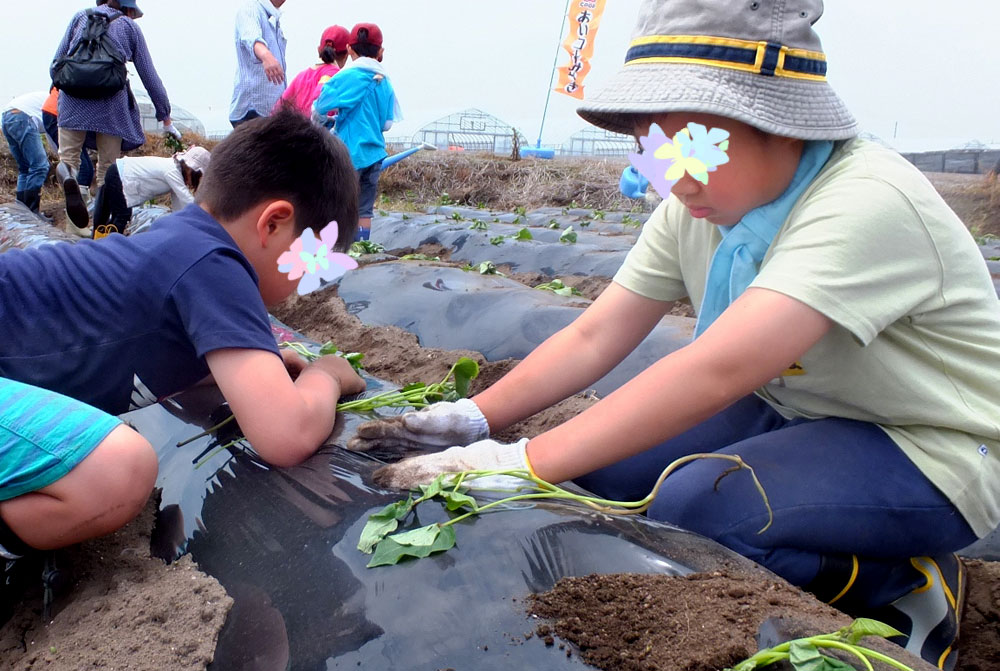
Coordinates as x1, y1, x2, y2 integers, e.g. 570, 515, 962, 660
0, 376, 122, 502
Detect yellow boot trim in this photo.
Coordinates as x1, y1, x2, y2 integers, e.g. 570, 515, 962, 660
827, 555, 859, 606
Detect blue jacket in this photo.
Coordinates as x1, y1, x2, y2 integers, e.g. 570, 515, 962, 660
315, 63, 396, 170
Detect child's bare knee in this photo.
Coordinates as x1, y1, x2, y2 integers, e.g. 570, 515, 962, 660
90, 427, 157, 529
113, 431, 158, 515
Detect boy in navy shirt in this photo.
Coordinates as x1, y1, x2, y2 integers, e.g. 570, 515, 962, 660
0, 111, 363, 570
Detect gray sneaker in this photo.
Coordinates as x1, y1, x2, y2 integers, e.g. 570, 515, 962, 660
875, 554, 965, 671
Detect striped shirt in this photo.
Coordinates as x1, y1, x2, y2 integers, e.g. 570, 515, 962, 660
51, 5, 170, 151
229, 0, 287, 122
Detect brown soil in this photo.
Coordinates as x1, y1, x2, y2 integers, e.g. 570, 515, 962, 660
0, 495, 231, 671
529, 566, 1000, 671
960, 559, 1000, 671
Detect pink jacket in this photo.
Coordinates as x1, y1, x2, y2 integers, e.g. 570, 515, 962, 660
275, 63, 341, 115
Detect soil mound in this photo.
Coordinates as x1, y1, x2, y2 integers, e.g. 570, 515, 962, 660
0, 496, 231, 671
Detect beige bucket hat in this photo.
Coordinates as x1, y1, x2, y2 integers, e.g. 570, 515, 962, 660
577, 0, 858, 140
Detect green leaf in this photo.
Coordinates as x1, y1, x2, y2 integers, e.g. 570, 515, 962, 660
478, 261, 500, 275
448, 357, 480, 398
553, 287, 575, 297
489, 235, 506, 246
440, 489, 479, 511
357, 496, 414, 553
418, 478, 444, 501
344, 352, 365, 371
559, 227, 577, 244
401, 382, 428, 393
788, 642, 854, 671
841, 618, 904, 644
514, 227, 533, 241
367, 524, 457, 567
318, 341, 338, 356
390, 524, 442, 546
548, 220, 560, 229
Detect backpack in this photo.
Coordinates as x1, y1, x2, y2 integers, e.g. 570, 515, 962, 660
51, 9, 127, 100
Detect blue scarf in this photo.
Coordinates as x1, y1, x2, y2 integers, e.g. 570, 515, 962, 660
693, 140, 834, 339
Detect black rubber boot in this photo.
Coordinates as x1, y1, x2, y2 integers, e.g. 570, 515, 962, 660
21, 188, 42, 214
805, 553, 965, 670
15, 190, 25, 206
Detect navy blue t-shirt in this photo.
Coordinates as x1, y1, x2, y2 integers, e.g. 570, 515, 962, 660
0, 205, 280, 414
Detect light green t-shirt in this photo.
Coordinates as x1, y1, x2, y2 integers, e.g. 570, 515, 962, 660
614, 138, 1000, 537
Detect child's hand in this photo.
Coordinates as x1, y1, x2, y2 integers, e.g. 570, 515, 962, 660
372, 438, 530, 490
279, 348, 308, 379
308, 354, 366, 397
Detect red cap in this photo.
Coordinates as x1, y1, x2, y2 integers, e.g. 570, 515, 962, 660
350, 23, 383, 49
319, 25, 350, 53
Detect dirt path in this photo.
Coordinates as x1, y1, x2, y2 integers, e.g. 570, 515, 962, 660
0, 496, 231, 671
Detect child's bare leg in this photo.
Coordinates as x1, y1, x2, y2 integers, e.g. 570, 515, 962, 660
1, 424, 156, 551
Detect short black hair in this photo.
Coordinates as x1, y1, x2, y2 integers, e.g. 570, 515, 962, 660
351, 28, 381, 58
196, 110, 358, 250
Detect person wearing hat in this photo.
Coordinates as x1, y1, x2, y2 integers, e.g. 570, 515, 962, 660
90, 146, 212, 239
347, 1, 1000, 668
314, 22, 402, 241
50, 0, 175, 237
276, 25, 350, 117
230, 0, 289, 128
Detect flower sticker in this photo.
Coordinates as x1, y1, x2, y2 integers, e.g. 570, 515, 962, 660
629, 122, 730, 199
277, 221, 358, 295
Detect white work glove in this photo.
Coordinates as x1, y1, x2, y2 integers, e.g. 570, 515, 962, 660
373, 438, 531, 491
346, 398, 489, 454
163, 123, 182, 141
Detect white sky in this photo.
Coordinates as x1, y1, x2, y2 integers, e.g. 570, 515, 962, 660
3, 1, 998, 151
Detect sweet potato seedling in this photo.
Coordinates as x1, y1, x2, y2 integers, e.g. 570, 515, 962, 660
335, 357, 480, 414
534, 279, 582, 297
727, 618, 915, 671
348, 240, 385, 257
359, 452, 771, 568
399, 253, 441, 261
559, 227, 578, 243
176, 357, 480, 466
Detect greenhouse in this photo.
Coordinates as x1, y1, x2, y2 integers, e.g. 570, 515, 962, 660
560, 126, 636, 157
412, 108, 528, 155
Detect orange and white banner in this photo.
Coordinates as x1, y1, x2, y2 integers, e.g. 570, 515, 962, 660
554, 0, 608, 100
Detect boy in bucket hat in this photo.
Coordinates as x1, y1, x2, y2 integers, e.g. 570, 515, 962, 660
347, 1, 1000, 668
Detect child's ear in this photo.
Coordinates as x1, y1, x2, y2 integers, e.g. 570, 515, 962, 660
255, 200, 296, 247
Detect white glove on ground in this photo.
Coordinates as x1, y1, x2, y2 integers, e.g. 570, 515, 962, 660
347, 398, 489, 454
373, 438, 531, 491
